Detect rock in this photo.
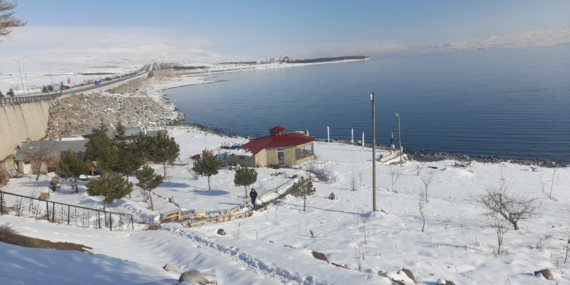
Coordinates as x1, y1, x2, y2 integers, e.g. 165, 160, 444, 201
216, 229, 226, 235
400, 268, 416, 283
534, 268, 553, 280
283, 245, 295, 248
311, 251, 329, 263
163, 263, 177, 273
38, 192, 50, 201
437, 279, 455, 285
179, 270, 208, 284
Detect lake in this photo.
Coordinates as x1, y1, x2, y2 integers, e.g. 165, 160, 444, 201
166, 45, 570, 162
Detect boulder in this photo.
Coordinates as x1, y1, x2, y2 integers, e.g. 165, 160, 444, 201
437, 279, 455, 285
216, 229, 226, 235
179, 270, 208, 284
38, 192, 50, 201
400, 268, 416, 283
163, 263, 177, 273
534, 269, 553, 280
311, 251, 329, 263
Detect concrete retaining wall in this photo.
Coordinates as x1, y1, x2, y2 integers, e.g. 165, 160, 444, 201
0, 100, 53, 160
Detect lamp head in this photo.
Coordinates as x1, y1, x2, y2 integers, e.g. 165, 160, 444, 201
369, 92, 374, 101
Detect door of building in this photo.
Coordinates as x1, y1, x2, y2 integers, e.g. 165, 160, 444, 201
277, 149, 285, 166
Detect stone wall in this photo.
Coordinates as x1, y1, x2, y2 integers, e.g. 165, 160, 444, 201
0, 100, 53, 161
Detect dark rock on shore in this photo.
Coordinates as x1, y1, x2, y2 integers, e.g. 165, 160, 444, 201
405, 149, 567, 168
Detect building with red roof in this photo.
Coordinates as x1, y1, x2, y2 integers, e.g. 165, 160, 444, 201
230, 125, 315, 168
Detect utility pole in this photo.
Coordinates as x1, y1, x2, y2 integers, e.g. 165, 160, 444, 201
395, 113, 402, 166
42, 62, 54, 86
9, 57, 27, 95
370, 92, 377, 212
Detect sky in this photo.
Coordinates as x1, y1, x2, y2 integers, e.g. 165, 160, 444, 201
1, 0, 570, 69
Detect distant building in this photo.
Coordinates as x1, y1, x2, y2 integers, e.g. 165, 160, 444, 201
229, 125, 315, 168
282, 56, 290, 62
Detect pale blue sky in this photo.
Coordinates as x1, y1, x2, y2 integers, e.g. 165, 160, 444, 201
5, 0, 570, 62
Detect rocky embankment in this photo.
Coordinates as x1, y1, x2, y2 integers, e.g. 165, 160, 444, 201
406, 149, 567, 168
45, 78, 185, 139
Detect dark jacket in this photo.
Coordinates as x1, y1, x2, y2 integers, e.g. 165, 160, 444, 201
250, 190, 258, 199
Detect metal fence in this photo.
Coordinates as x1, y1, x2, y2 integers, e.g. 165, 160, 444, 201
0, 191, 134, 231
0, 94, 63, 107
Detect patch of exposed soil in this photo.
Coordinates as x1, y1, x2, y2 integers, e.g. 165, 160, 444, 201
0, 223, 92, 254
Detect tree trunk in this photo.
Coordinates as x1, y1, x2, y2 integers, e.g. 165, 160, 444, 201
421, 218, 425, 232
149, 190, 154, 211
513, 221, 518, 230
74, 177, 78, 193
163, 162, 167, 178
207, 176, 211, 190
244, 186, 248, 198
303, 196, 306, 211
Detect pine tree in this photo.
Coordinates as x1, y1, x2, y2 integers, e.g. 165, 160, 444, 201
113, 122, 143, 183
55, 151, 90, 193
147, 132, 180, 177
192, 150, 222, 190
85, 126, 118, 171
87, 172, 132, 212
290, 176, 317, 211
234, 167, 258, 198
135, 165, 163, 211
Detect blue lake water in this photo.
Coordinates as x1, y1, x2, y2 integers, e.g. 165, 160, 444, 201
166, 45, 570, 162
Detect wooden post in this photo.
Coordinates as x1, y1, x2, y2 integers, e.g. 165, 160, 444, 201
45, 200, 49, 221
67, 205, 70, 225
110, 214, 113, 231
52, 202, 55, 222
0, 192, 3, 215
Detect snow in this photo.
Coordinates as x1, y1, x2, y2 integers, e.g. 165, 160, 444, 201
2, 126, 570, 284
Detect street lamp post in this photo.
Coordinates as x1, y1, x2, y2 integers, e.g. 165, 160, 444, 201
42, 62, 54, 86
370, 92, 377, 212
9, 57, 27, 95
395, 113, 402, 166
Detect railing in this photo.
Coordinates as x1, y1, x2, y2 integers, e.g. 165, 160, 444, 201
160, 178, 299, 222
0, 94, 63, 107
0, 191, 134, 231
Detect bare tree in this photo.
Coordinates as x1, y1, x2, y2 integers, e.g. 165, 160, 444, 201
478, 178, 539, 230
353, 245, 364, 272
357, 170, 363, 189
413, 162, 426, 176
0, 0, 27, 41
388, 166, 402, 192
549, 168, 559, 199
350, 170, 358, 191
418, 190, 427, 232
19, 142, 59, 181
420, 171, 437, 202
485, 213, 510, 255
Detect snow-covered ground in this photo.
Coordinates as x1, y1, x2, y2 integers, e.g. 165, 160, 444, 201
1, 126, 569, 284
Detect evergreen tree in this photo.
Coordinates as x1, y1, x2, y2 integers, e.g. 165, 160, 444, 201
135, 165, 163, 211
192, 149, 222, 190
87, 172, 132, 212
147, 131, 180, 177
113, 122, 143, 183
55, 150, 90, 193
234, 167, 258, 198
290, 176, 317, 212
85, 126, 118, 171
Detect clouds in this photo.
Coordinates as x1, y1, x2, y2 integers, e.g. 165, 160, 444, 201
1, 25, 569, 68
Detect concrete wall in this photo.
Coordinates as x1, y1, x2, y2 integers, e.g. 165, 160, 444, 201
0, 100, 53, 161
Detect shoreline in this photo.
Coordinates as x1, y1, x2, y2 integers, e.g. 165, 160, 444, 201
154, 60, 568, 168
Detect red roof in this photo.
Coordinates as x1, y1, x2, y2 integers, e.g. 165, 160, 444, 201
270, 125, 287, 133
239, 134, 315, 155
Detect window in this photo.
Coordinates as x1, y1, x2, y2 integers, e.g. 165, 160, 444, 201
295, 144, 313, 159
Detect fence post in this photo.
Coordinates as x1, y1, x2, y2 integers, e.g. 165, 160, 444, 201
0, 192, 3, 215
131, 215, 134, 230
97, 211, 101, 229
109, 214, 113, 231
67, 205, 70, 225
52, 202, 55, 222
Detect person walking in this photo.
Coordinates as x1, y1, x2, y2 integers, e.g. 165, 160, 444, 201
249, 188, 258, 209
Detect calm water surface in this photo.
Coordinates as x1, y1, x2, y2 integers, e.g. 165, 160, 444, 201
166, 45, 570, 161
